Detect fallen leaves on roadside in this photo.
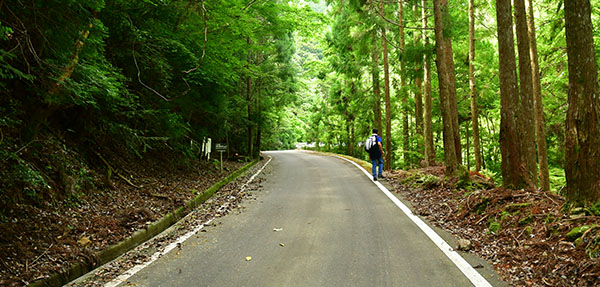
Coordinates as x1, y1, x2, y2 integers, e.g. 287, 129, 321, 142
0, 156, 267, 286
388, 167, 600, 287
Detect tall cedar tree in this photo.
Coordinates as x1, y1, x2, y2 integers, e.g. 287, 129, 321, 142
422, 0, 435, 165
381, 1, 392, 170
496, 0, 525, 188
413, 4, 424, 143
398, 1, 409, 166
373, 47, 383, 133
468, 0, 482, 171
247, 37, 254, 157
526, 0, 550, 190
514, 0, 537, 187
432, 0, 460, 174
564, 0, 600, 204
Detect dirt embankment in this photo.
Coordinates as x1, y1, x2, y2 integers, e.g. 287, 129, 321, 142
0, 136, 248, 286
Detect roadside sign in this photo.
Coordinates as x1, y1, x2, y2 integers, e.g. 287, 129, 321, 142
216, 143, 227, 152
216, 143, 227, 171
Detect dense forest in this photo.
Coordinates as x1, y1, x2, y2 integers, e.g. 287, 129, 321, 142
0, 0, 324, 207
2, 0, 600, 215
2, 0, 600, 285
291, 0, 600, 206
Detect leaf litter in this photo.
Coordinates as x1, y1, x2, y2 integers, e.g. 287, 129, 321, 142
67, 160, 268, 287
0, 155, 268, 287
387, 167, 600, 287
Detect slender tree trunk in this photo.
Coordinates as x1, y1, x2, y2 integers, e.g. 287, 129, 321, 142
447, 41, 462, 166
381, 1, 392, 170
469, 0, 482, 171
25, 20, 95, 141
496, 0, 525, 188
347, 81, 355, 155
466, 124, 470, 169
514, 0, 537, 187
526, 0, 550, 190
256, 94, 261, 156
433, 0, 458, 175
398, 0, 409, 166
50, 20, 95, 95
346, 119, 351, 155
247, 37, 253, 157
414, 4, 424, 153
372, 47, 382, 133
351, 122, 355, 157
422, 0, 435, 166
440, 0, 462, 165
382, 30, 392, 171
564, 0, 600, 204
255, 75, 262, 156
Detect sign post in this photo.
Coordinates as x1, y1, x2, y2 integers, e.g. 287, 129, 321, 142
215, 143, 227, 171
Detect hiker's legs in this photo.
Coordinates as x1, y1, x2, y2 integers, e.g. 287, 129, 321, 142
371, 159, 377, 178
377, 157, 384, 176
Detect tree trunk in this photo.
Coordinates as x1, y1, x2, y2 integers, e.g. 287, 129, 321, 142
433, 0, 458, 175
351, 122, 355, 157
381, 2, 392, 171
564, 0, 600, 204
346, 119, 351, 155
414, 4, 424, 160
399, 0, 409, 166
347, 81, 355, 155
423, 0, 435, 166
514, 0, 538, 187
469, 0, 482, 171
25, 20, 95, 141
466, 124, 470, 169
446, 42, 462, 166
372, 48, 382, 133
247, 37, 253, 158
496, 0, 525, 188
255, 82, 261, 156
526, 0, 550, 190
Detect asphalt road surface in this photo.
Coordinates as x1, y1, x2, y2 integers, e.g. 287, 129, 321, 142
114, 150, 498, 287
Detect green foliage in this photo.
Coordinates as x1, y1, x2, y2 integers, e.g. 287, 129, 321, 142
549, 167, 566, 192
588, 201, 600, 216
0, 0, 591, 207
566, 225, 593, 242
0, 0, 323, 208
1, 149, 50, 204
518, 214, 533, 226
488, 220, 501, 234
397, 171, 440, 189
474, 196, 491, 215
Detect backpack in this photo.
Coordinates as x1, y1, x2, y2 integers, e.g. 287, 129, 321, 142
364, 135, 378, 152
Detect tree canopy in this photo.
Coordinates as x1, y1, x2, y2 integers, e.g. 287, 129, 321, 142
2, 0, 600, 206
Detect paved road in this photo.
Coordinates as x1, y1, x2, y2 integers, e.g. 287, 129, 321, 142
116, 151, 489, 287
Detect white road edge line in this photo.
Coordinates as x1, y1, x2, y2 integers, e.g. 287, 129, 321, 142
104, 156, 273, 287
334, 155, 493, 287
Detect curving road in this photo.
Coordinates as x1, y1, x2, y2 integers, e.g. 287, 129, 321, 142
112, 150, 502, 287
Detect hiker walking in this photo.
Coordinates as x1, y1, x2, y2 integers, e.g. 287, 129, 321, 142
366, 128, 385, 181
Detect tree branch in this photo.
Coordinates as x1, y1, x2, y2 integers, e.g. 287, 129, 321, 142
183, 0, 207, 75
243, 0, 259, 10
132, 37, 175, 102
371, 1, 434, 31
181, 0, 208, 96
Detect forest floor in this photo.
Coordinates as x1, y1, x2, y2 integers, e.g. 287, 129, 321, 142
387, 166, 600, 287
0, 148, 250, 286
